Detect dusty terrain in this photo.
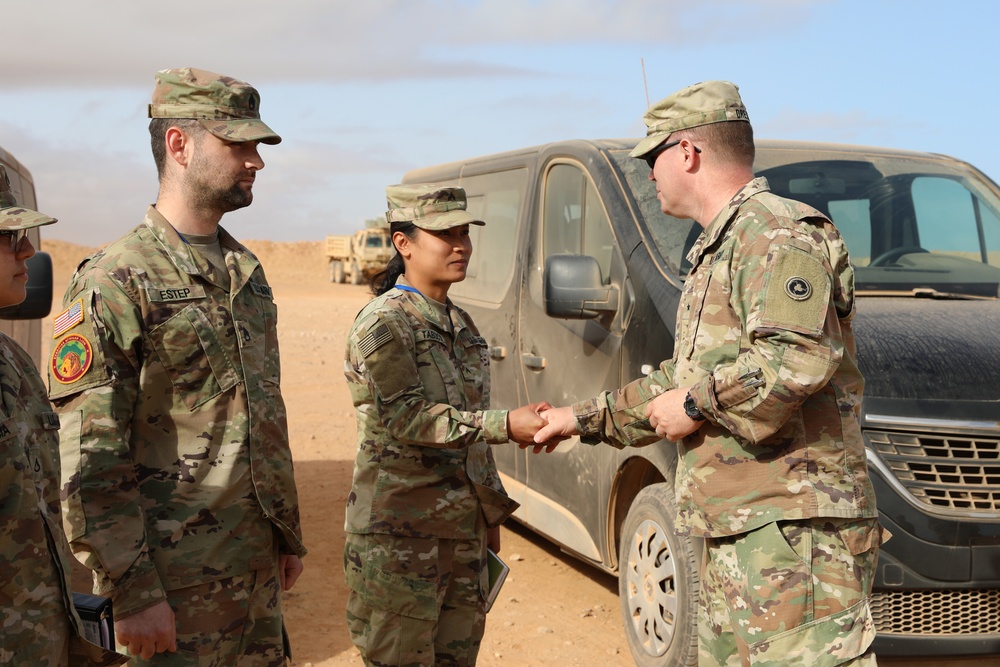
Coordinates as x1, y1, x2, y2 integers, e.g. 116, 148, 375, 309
43, 239, 987, 667
43, 239, 634, 667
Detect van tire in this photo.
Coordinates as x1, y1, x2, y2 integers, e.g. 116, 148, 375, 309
618, 484, 699, 667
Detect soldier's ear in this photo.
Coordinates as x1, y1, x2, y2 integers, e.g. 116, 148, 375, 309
392, 230, 412, 260
164, 126, 194, 169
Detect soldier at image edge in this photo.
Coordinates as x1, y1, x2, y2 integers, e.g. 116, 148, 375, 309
534, 81, 888, 667
47, 67, 306, 665
0, 165, 125, 666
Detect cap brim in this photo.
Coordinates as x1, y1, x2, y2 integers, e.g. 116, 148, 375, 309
412, 209, 485, 231
200, 118, 282, 145
0, 207, 57, 230
629, 132, 671, 159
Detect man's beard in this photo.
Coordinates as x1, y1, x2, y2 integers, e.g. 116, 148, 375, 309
189, 179, 253, 214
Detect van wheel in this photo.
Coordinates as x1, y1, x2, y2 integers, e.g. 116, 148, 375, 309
619, 485, 699, 667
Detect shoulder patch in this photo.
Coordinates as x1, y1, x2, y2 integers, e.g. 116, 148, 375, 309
760, 244, 831, 336
358, 323, 394, 358
50, 333, 94, 384
52, 299, 85, 338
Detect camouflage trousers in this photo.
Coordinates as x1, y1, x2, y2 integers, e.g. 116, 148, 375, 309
343, 531, 488, 667
123, 563, 286, 667
699, 518, 883, 667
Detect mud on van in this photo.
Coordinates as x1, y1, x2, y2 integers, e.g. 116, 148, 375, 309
403, 139, 1000, 665
0, 146, 55, 365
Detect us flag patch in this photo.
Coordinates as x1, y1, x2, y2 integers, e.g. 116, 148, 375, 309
358, 324, 393, 358
52, 299, 84, 338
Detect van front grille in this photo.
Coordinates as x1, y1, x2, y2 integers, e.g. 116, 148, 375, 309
866, 429, 1000, 515
871, 589, 1000, 635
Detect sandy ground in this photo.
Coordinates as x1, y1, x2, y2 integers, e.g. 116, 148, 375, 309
41, 238, 991, 667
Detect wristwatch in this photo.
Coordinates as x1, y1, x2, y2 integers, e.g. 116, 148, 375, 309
683, 392, 706, 421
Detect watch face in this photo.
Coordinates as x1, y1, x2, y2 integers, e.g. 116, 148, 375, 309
684, 394, 704, 420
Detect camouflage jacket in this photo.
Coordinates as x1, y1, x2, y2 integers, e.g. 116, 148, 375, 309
0, 334, 125, 666
48, 207, 305, 619
575, 178, 877, 537
344, 277, 518, 539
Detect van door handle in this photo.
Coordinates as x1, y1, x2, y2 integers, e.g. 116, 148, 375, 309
522, 354, 546, 369
489, 346, 507, 360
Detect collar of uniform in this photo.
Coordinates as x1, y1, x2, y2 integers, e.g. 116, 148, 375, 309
142, 206, 260, 285
143, 205, 203, 276
685, 177, 771, 267
393, 275, 453, 332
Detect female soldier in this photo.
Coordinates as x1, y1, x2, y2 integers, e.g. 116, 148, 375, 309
0, 165, 124, 666
343, 184, 545, 667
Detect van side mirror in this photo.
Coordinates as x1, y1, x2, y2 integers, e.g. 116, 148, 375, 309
544, 254, 619, 319
0, 251, 53, 320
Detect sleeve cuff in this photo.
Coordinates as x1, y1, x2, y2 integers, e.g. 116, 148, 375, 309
103, 560, 168, 619
483, 409, 510, 444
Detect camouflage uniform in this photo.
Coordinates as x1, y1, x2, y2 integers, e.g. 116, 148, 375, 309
0, 166, 124, 666
573, 82, 882, 666
48, 206, 305, 664
343, 184, 518, 667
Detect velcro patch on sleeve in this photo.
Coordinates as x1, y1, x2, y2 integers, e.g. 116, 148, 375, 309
760, 244, 831, 336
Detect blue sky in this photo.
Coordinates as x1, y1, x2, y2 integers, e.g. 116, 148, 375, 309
0, 0, 995, 245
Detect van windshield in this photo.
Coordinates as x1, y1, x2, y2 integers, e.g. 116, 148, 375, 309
611, 145, 1000, 298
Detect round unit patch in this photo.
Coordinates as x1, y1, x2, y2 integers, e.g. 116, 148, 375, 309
785, 276, 813, 301
51, 333, 93, 384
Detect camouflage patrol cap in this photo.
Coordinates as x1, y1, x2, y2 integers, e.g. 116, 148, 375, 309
630, 80, 750, 158
385, 184, 485, 230
148, 67, 281, 145
0, 165, 57, 230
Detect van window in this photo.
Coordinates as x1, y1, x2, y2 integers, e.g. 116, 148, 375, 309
543, 163, 615, 283
450, 168, 527, 303
912, 176, 1000, 264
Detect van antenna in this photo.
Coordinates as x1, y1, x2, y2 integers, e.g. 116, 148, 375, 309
641, 57, 650, 108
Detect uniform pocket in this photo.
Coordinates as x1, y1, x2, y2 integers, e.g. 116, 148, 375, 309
149, 303, 240, 410
415, 334, 460, 407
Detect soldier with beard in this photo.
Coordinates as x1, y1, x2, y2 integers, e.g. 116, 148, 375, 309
48, 68, 306, 666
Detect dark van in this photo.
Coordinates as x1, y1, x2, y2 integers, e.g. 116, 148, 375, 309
403, 139, 1000, 665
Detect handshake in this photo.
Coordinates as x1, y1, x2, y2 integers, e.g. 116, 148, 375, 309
505, 387, 704, 453
506, 402, 577, 454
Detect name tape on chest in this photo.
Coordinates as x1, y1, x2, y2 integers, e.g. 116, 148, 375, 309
249, 282, 273, 299
414, 329, 447, 346
147, 285, 207, 303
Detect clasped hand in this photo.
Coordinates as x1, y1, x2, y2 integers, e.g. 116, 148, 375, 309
513, 387, 704, 454
507, 402, 565, 453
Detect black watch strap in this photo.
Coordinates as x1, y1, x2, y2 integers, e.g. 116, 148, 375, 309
683, 392, 706, 421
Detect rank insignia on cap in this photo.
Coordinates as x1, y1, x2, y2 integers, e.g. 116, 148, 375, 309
52, 299, 84, 338
50, 333, 93, 384
785, 277, 812, 301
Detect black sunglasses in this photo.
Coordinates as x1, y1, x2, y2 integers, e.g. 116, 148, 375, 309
0, 229, 29, 253
643, 139, 701, 170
